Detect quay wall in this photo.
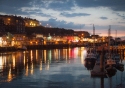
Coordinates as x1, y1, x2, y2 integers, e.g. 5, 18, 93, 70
0, 44, 78, 52
0, 43, 125, 53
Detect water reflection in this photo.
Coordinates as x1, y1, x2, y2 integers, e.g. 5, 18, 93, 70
0, 47, 124, 88
0, 48, 86, 75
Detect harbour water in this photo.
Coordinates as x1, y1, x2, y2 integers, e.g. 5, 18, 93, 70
0, 47, 125, 88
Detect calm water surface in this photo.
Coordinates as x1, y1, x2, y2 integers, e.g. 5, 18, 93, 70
0, 47, 125, 88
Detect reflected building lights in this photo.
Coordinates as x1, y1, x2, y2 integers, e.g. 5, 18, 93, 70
25, 63, 29, 76
30, 50, 33, 62
80, 48, 85, 64
65, 49, 68, 63
2, 56, 7, 71
24, 54, 26, 66
74, 48, 79, 58
62, 49, 67, 60
40, 61, 42, 71
48, 50, 52, 63
0, 57, 3, 70
30, 62, 34, 75
81, 48, 87, 64
54, 49, 58, 60
7, 67, 12, 82
45, 60, 50, 70
36, 50, 38, 61
12, 55, 15, 69
44, 50, 46, 63
0, 48, 102, 83
68, 48, 71, 59
58, 50, 60, 60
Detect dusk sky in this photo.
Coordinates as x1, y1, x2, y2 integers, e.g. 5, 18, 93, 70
0, 0, 125, 37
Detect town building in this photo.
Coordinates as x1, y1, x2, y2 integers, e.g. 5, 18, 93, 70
24, 17, 40, 27
0, 15, 40, 33
0, 15, 25, 33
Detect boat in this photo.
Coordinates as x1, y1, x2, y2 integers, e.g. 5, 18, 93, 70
105, 26, 117, 73
105, 66, 117, 77
105, 28, 124, 73
85, 52, 97, 61
85, 24, 98, 61
115, 63, 124, 72
112, 53, 120, 63
84, 60, 96, 70
112, 30, 120, 63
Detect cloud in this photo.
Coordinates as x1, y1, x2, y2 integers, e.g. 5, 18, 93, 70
100, 17, 108, 20
115, 13, 125, 19
118, 22, 125, 24
74, 0, 125, 11
0, 0, 32, 15
41, 18, 85, 29
0, 0, 46, 15
0, 0, 31, 8
60, 12, 91, 17
47, 0, 75, 11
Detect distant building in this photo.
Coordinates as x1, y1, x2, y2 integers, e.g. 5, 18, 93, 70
91, 35, 100, 39
0, 15, 25, 33
0, 14, 40, 33
24, 17, 40, 27
74, 31, 90, 38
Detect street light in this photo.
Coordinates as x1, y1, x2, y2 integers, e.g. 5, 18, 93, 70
40, 23, 42, 25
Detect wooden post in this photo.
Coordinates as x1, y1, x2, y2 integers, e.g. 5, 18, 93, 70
122, 49, 124, 60
120, 49, 122, 63
101, 77, 104, 88
100, 48, 104, 72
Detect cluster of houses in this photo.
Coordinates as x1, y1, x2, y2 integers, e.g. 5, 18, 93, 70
0, 14, 121, 48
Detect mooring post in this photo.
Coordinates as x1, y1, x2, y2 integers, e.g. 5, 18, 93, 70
123, 49, 125, 59
101, 77, 104, 88
119, 49, 123, 63
100, 48, 104, 72
122, 49, 124, 60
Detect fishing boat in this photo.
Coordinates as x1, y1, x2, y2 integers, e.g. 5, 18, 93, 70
85, 24, 98, 61
84, 60, 96, 70
112, 53, 120, 63
112, 30, 120, 63
85, 52, 97, 61
105, 25, 117, 73
115, 63, 124, 72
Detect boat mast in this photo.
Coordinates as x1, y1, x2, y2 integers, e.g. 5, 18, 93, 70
116, 30, 117, 39
108, 25, 111, 58
115, 30, 117, 52
93, 24, 95, 52
115, 30, 117, 46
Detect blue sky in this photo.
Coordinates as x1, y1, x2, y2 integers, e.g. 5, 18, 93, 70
0, 0, 125, 37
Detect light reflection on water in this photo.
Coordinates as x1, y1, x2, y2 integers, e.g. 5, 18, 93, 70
0, 47, 125, 88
